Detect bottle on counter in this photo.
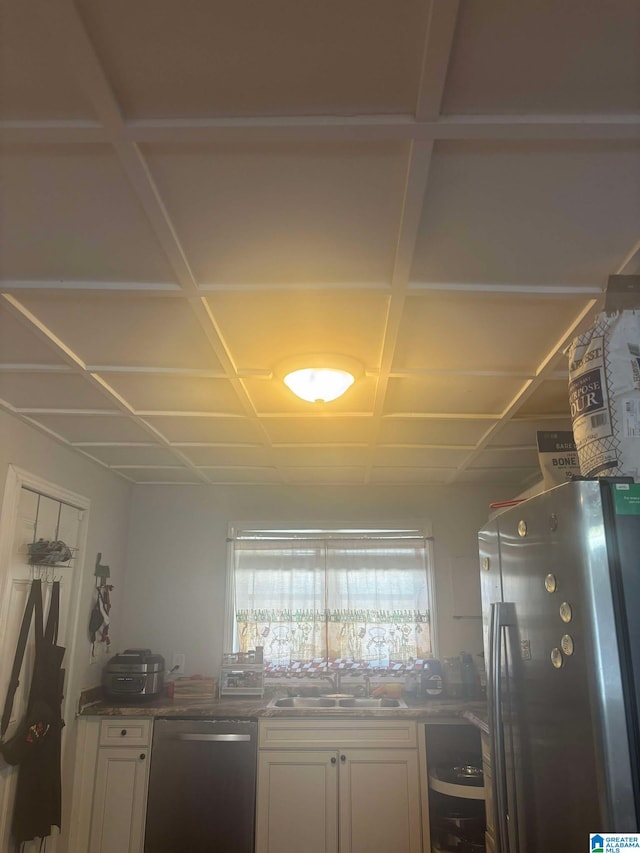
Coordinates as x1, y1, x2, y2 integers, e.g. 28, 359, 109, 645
420, 659, 443, 698
442, 657, 463, 698
404, 672, 418, 698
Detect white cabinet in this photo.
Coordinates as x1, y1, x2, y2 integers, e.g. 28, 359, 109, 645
256, 720, 422, 853
69, 718, 152, 853
257, 750, 339, 853
339, 748, 421, 853
90, 745, 150, 853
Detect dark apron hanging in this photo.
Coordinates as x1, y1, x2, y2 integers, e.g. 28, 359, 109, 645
12, 580, 66, 849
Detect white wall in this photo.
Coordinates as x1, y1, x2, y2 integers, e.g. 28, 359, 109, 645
0, 410, 132, 850
121, 482, 499, 677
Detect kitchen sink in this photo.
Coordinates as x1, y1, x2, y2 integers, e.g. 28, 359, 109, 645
335, 697, 407, 709
267, 697, 337, 709
267, 696, 407, 710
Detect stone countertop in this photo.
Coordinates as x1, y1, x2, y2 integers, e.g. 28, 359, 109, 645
79, 694, 487, 722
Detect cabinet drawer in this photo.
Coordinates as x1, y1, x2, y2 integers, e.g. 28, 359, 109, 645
99, 718, 152, 747
259, 719, 417, 750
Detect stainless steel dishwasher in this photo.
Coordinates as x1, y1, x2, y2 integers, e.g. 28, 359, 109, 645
144, 718, 257, 852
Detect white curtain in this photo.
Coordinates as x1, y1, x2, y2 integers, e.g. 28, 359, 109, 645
233, 536, 431, 666
234, 540, 326, 664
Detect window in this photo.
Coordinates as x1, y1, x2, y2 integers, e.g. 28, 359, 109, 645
228, 527, 434, 668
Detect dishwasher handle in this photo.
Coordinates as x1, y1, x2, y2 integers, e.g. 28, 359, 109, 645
176, 733, 252, 742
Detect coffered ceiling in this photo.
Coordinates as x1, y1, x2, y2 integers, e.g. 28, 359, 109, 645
1, 0, 639, 490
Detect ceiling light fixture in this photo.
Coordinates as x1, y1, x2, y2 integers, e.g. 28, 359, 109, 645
277, 355, 363, 403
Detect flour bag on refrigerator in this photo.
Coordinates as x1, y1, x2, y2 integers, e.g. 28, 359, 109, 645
567, 279, 640, 480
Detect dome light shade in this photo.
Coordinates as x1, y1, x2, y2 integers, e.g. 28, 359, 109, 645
277, 355, 363, 403
284, 367, 354, 403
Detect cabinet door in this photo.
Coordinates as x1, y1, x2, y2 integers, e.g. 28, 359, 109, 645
90, 747, 150, 853
339, 749, 422, 853
256, 750, 339, 853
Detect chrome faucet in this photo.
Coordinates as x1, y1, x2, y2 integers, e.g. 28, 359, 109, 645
321, 672, 342, 693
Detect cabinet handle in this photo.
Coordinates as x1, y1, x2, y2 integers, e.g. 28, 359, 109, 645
139, 753, 146, 760
330, 757, 337, 765
340, 754, 346, 763
120, 729, 127, 736
177, 734, 251, 742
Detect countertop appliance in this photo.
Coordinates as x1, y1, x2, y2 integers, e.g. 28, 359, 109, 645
420, 658, 444, 697
144, 718, 257, 853
102, 648, 165, 700
479, 480, 639, 852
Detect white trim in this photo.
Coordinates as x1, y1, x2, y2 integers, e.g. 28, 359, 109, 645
224, 530, 236, 655
0, 466, 90, 672
228, 519, 434, 538
67, 717, 101, 853
426, 537, 439, 661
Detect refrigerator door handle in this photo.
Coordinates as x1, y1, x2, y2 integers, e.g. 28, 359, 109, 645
490, 601, 518, 853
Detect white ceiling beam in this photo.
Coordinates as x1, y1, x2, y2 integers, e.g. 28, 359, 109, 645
122, 479, 202, 485
384, 412, 498, 420
0, 121, 105, 143
88, 366, 230, 377
0, 277, 606, 298
365, 147, 438, 421
70, 442, 158, 447
365, 0, 461, 481
2, 399, 573, 423
16, 408, 120, 416
122, 113, 640, 142
2, 113, 638, 145
133, 411, 250, 418
1, 294, 88, 371
85, 364, 562, 380
431, 114, 640, 141
181, 465, 276, 472
408, 282, 604, 296
42, 0, 124, 133
111, 465, 190, 470
618, 238, 640, 274
0, 280, 182, 294
0, 364, 75, 373
197, 281, 391, 292
0, 276, 608, 302
416, 0, 461, 121
387, 368, 534, 378
391, 142, 436, 291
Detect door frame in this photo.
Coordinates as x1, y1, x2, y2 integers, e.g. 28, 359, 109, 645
0, 464, 90, 848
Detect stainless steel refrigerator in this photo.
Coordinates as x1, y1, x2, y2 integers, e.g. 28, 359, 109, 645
479, 480, 640, 853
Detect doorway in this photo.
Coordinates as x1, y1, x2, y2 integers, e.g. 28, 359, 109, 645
0, 466, 89, 853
